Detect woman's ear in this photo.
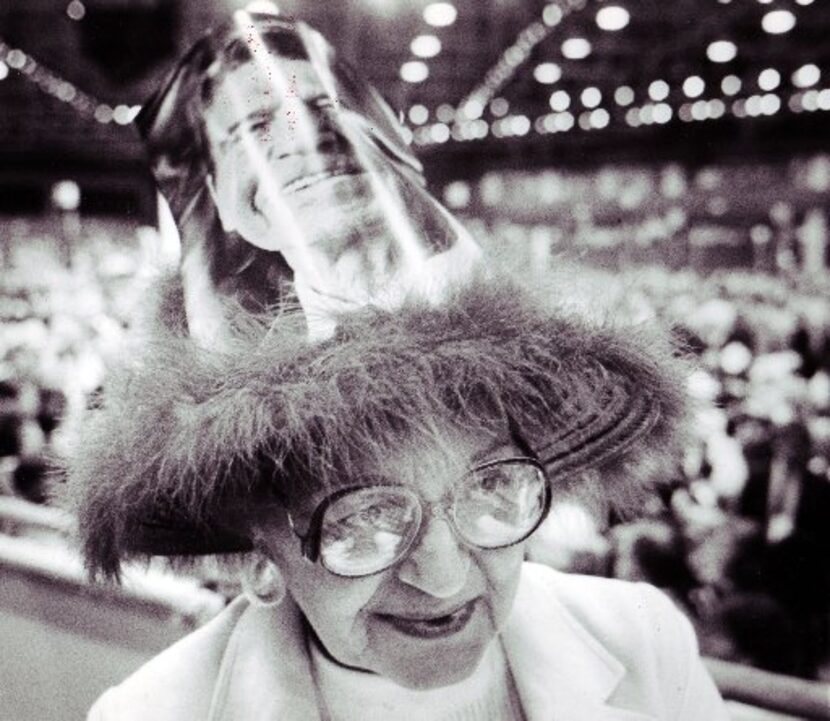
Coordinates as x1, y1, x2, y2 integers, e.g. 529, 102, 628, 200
241, 551, 286, 607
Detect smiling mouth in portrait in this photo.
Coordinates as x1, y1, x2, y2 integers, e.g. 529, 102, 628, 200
374, 599, 479, 640
280, 155, 366, 196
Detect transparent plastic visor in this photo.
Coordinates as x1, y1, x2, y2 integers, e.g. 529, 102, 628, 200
168, 12, 480, 343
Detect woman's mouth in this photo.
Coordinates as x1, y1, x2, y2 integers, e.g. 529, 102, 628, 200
376, 600, 477, 639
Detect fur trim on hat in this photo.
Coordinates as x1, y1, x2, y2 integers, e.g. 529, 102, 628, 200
62, 265, 689, 579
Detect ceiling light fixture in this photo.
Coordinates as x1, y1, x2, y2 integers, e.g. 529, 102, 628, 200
762, 10, 796, 34
533, 62, 562, 84
683, 76, 705, 98
411, 35, 442, 59
648, 80, 670, 101
758, 68, 780, 91
707, 40, 737, 63
561, 38, 591, 60
792, 64, 820, 88
596, 6, 630, 31
400, 61, 429, 83
423, 2, 457, 27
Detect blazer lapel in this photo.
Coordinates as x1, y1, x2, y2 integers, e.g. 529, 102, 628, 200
207, 567, 659, 721
208, 598, 323, 721
501, 569, 658, 721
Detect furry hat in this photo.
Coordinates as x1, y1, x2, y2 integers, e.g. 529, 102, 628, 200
63, 265, 688, 580
62, 13, 689, 579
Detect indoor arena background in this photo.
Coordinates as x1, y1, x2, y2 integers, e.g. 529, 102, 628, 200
0, 1, 828, 719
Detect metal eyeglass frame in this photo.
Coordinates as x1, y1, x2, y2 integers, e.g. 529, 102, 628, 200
285, 456, 552, 577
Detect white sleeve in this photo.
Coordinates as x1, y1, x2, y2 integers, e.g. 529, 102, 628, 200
637, 583, 731, 721
87, 687, 116, 721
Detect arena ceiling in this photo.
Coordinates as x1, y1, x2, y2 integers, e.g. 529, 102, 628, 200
0, 0, 828, 180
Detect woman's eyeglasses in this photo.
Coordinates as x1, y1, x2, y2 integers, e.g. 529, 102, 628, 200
286, 457, 551, 577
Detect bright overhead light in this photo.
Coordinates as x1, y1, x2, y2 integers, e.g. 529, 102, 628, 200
6, 49, 25, 70
578, 112, 592, 131
708, 99, 726, 119
424, 2, 457, 27
653, 103, 672, 124
745, 95, 762, 117
510, 115, 531, 136
648, 80, 670, 101
245, 0, 279, 13
430, 123, 450, 143
66, 0, 86, 21
411, 35, 441, 59
555, 112, 574, 131
52, 180, 81, 211
549, 90, 570, 112
692, 100, 709, 121
0, 61, 8, 81
490, 98, 509, 117
408, 104, 429, 125
581, 87, 602, 108
561, 38, 591, 60
802, 90, 819, 112
541, 114, 557, 133
792, 64, 820, 88
707, 40, 737, 63
95, 104, 113, 124
758, 68, 780, 91
590, 108, 610, 128
400, 61, 429, 83
543, 4, 563, 27
762, 10, 796, 34
788, 94, 804, 113
760, 94, 781, 115
533, 62, 562, 84
683, 76, 705, 98
462, 99, 484, 119
436, 103, 455, 122
113, 104, 137, 125
614, 86, 634, 106
721, 75, 741, 95
795, 0, 813, 5
596, 6, 629, 31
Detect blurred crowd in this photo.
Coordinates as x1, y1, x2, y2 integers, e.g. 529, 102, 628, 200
531, 267, 830, 681
0, 217, 143, 504
1, 216, 828, 681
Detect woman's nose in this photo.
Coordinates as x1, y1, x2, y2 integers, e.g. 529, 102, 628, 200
396, 517, 471, 599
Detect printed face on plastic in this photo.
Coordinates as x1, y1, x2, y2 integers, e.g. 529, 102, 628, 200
140, 14, 480, 343
202, 47, 420, 258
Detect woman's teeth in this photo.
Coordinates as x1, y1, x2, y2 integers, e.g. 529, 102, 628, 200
380, 601, 476, 639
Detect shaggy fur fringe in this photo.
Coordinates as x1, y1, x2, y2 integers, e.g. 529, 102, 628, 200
62, 264, 689, 579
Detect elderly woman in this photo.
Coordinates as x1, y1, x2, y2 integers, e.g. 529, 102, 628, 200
67, 12, 728, 721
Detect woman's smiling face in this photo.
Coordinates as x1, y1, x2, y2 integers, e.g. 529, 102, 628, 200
255, 428, 528, 689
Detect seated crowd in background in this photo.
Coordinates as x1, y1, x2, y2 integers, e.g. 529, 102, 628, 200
1, 218, 828, 682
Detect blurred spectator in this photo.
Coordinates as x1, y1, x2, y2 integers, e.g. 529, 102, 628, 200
1, 211, 828, 681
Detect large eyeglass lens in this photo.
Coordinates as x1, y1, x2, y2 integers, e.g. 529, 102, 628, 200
453, 461, 547, 548
319, 487, 421, 576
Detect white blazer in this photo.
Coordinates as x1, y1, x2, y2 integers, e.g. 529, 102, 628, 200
89, 563, 729, 721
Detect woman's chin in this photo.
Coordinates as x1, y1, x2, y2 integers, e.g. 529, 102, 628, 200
382, 643, 487, 690
366, 607, 493, 690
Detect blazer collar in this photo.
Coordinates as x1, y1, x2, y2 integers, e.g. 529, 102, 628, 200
207, 597, 322, 721
209, 565, 656, 721
501, 565, 656, 721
